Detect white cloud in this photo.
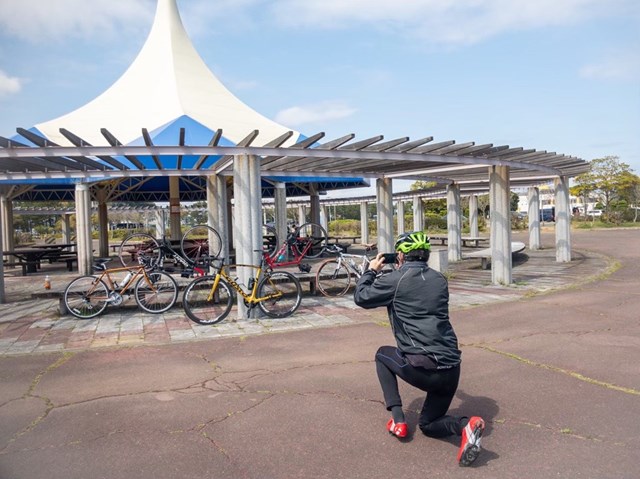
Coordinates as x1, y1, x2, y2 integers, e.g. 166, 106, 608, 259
580, 51, 640, 81
275, 101, 357, 126
0, 70, 22, 97
180, 0, 261, 37
268, 0, 639, 46
1, 0, 636, 46
0, 0, 151, 42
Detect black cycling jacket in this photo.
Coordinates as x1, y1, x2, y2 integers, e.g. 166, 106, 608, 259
354, 261, 461, 369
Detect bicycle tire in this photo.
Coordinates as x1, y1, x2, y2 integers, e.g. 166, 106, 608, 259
63, 275, 109, 319
315, 259, 352, 297
134, 271, 178, 314
183, 276, 233, 325
294, 222, 328, 259
257, 271, 302, 318
262, 224, 278, 259
181, 225, 222, 265
119, 233, 160, 268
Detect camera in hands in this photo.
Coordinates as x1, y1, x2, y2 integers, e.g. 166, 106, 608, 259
382, 253, 398, 264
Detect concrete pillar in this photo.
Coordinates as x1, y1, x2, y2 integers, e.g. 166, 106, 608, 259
376, 178, 394, 253
447, 184, 462, 262
360, 201, 369, 244
297, 205, 306, 226
249, 155, 263, 270
95, 187, 109, 257
309, 184, 321, 225
226, 185, 234, 254
169, 176, 181, 240
469, 194, 479, 238
0, 201, 5, 303
62, 214, 72, 248
207, 174, 229, 262
232, 155, 262, 319
555, 176, 572, 262
154, 209, 165, 239
274, 182, 287, 259
75, 183, 93, 275
412, 195, 424, 231
0, 185, 14, 300
489, 166, 512, 285
319, 205, 328, 232
396, 200, 405, 236
233, 155, 250, 318
0, 195, 14, 261
527, 187, 541, 250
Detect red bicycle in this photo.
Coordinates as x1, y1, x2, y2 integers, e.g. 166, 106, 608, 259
263, 222, 328, 272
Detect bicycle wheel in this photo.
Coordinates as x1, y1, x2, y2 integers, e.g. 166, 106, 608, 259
119, 233, 160, 268
315, 259, 352, 297
63, 275, 109, 319
134, 271, 178, 314
294, 222, 328, 259
262, 224, 278, 258
181, 225, 222, 265
257, 271, 302, 318
183, 276, 233, 325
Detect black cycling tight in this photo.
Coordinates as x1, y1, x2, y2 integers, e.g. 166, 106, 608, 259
375, 345, 466, 438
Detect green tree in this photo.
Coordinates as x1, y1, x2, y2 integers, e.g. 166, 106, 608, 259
510, 192, 520, 211
571, 156, 635, 213
618, 172, 640, 222
410, 180, 437, 191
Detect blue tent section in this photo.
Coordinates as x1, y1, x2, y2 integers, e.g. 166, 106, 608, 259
3, 118, 369, 201
127, 115, 235, 170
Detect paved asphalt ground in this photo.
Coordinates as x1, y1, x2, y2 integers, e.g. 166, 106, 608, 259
1, 228, 638, 479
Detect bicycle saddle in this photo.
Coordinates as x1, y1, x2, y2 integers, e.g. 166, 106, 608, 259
92, 258, 112, 272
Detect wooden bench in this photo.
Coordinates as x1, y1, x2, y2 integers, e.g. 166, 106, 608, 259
55, 253, 79, 271
462, 237, 489, 247
430, 235, 448, 245
327, 236, 360, 245
3, 261, 31, 276
463, 242, 526, 270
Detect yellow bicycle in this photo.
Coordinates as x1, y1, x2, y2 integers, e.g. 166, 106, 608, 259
182, 255, 302, 325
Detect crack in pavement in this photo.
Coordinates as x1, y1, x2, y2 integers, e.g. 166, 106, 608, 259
0, 353, 76, 453
471, 344, 640, 396
1, 354, 378, 460
461, 326, 619, 347
493, 417, 619, 444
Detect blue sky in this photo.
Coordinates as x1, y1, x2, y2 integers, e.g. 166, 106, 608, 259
1, 0, 639, 191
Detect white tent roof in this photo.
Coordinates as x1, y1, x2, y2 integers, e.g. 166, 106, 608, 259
35, 0, 299, 148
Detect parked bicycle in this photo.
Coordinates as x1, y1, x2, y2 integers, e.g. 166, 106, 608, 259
118, 225, 221, 277
262, 222, 328, 273
315, 243, 381, 297
63, 256, 179, 319
182, 251, 303, 325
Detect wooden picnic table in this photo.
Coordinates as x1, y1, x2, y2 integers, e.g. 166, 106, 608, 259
3, 244, 77, 274
429, 235, 489, 247
327, 236, 361, 244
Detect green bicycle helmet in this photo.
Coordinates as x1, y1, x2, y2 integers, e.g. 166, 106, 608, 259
395, 231, 431, 253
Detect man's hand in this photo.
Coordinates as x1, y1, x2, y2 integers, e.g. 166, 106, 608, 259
368, 253, 385, 272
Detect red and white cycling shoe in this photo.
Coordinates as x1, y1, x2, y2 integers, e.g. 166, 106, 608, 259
457, 416, 485, 466
386, 418, 408, 438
